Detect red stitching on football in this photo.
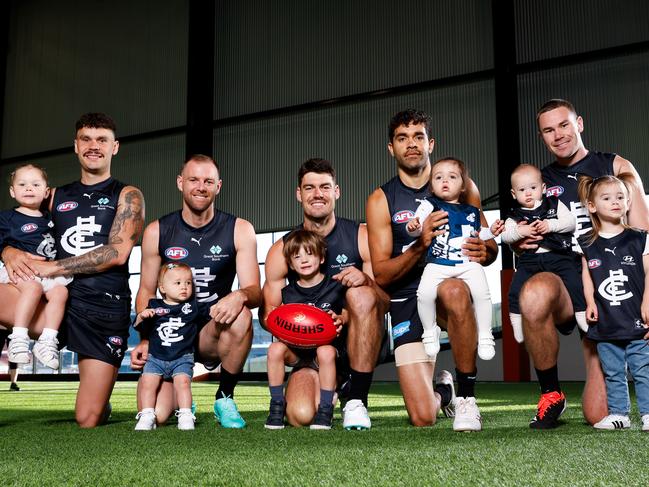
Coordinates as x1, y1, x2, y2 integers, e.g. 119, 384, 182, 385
266, 303, 337, 348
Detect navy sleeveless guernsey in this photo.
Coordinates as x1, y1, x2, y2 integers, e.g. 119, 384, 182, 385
52, 177, 129, 299
284, 217, 362, 280
508, 196, 573, 253
158, 210, 237, 305
542, 151, 615, 247
580, 229, 648, 341
380, 176, 430, 299
0, 209, 56, 259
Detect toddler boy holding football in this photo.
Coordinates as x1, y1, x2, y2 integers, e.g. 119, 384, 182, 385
264, 229, 346, 430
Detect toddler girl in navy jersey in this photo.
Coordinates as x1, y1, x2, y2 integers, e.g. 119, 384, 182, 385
133, 263, 209, 430
578, 174, 649, 431
264, 230, 346, 430
0, 164, 71, 369
406, 158, 503, 360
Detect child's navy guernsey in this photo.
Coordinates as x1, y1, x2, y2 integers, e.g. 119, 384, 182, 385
281, 276, 346, 315
0, 209, 56, 259
380, 176, 430, 299
158, 210, 237, 305
52, 177, 129, 299
580, 229, 648, 341
284, 218, 362, 281
421, 196, 480, 266
508, 196, 573, 253
542, 151, 615, 248
135, 297, 209, 360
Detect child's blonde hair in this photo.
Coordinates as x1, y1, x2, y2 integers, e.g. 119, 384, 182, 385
577, 173, 633, 246
157, 262, 193, 296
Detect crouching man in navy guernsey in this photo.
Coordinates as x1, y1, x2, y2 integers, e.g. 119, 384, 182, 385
263, 158, 389, 430
366, 109, 497, 431
0, 113, 145, 428
516, 99, 649, 429
131, 154, 261, 428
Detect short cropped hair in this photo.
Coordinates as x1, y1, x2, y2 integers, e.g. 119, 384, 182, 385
75, 113, 117, 137
9, 163, 49, 186
536, 99, 577, 124
297, 158, 336, 186
179, 154, 221, 178
388, 109, 432, 141
511, 163, 542, 181
283, 229, 327, 264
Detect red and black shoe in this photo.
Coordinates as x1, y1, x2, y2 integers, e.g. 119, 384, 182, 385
529, 391, 566, 429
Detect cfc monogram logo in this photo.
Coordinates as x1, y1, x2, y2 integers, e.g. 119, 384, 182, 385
598, 269, 633, 306
60, 216, 102, 255
157, 317, 185, 347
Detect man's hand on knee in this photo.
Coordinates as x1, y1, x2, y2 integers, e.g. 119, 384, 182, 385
210, 291, 247, 324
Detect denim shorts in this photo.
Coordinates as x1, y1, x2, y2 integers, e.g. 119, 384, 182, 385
143, 353, 195, 380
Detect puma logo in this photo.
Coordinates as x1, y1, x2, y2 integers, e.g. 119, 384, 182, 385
191, 237, 203, 246
567, 174, 578, 181
83, 193, 93, 199
605, 247, 616, 256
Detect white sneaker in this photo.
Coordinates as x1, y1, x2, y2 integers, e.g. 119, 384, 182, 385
422, 326, 441, 358
477, 335, 495, 361
7, 334, 31, 364
134, 410, 157, 431
593, 414, 630, 430
342, 399, 371, 430
176, 409, 196, 430
641, 414, 649, 432
453, 397, 482, 432
434, 369, 456, 418
33, 336, 60, 369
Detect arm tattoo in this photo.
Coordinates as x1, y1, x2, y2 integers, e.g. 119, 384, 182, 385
54, 187, 144, 275
109, 188, 145, 244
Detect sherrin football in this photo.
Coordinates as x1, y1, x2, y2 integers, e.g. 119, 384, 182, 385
266, 303, 337, 348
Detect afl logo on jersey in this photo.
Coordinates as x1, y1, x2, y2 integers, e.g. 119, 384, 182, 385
546, 186, 564, 197
20, 223, 38, 233
392, 210, 415, 224
57, 201, 78, 212
588, 259, 602, 269
154, 307, 170, 316
165, 247, 188, 260
108, 336, 123, 347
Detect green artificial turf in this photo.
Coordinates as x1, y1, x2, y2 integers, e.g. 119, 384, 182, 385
0, 381, 646, 486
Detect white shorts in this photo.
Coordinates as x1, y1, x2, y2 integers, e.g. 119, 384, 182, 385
0, 268, 72, 292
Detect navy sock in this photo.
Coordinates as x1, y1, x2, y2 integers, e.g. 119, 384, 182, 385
269, 385, 284, 403
349, 369, 373, 406
456, 368, 477, 398
319, 389, 335, 407
535, 365, 561, 394
216, 367, 239, 400
434, 383, 453, 407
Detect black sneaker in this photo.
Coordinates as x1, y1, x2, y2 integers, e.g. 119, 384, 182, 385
264, 400, 285, 430
529, 391, 566, 429
310, 403, 334, 430
9, 382, 20, 392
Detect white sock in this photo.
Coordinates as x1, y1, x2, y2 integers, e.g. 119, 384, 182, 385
10, 326, 28, 338
40, 328, 58, 340
575, 311, 588, 333
177, 408, 192, 415
509, 313, 524, 343
140, 407, 155, 415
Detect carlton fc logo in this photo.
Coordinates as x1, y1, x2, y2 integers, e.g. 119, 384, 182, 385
165, 247, 188, 260
546, 186, 564, 197
21, 223, 38, 233
392, 210, 414, 224
57, 201, 78, 212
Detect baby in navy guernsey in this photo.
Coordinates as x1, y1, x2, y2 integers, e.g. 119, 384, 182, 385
265, 229, 346, 430
0, 164, 71, 369
500, 164, 584, 343
578, 174, 649, 432
406, 158, 504, 361
134, 263, 209, 431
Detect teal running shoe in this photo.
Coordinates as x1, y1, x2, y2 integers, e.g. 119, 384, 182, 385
213, 394, 246, 428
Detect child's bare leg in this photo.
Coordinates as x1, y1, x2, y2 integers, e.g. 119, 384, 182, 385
42, 286, 68, 333
311, 345, 337, 429
140, 374, 163, 410
33, 285, 68, 369
173, 374, 192, 410
8, 280, 43, 363
265, 341, 298, 429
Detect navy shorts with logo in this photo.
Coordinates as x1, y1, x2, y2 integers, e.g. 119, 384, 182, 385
389, 296, 424, 350
61, 293, 131, 368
